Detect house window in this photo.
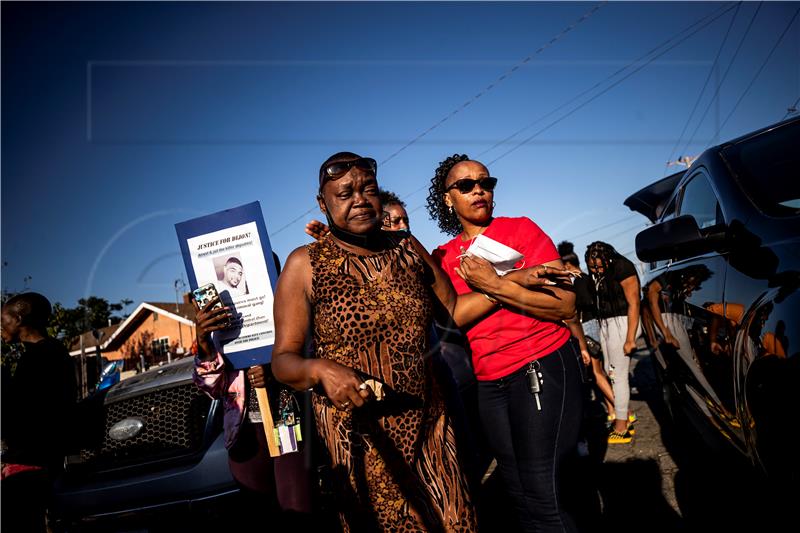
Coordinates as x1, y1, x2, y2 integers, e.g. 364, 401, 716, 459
152, 337, 169, 358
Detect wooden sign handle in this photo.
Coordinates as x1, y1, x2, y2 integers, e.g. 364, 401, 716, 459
255, 386, 281, 457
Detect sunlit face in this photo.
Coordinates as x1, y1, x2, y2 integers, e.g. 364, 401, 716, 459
319, 164, 382, 235
382, 204, 410, 231
1, 308, 20, 343
443, 160, 494, 226
225, 262, 243, 287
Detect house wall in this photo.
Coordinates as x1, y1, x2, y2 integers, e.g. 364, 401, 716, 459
106, 312, 195, 363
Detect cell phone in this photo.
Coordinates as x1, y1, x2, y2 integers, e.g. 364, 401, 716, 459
192, 283, 223, 311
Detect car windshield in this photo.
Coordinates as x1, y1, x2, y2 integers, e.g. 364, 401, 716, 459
722, 119, 800, 217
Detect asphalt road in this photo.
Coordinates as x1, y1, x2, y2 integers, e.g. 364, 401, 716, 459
477, 348, 794, 532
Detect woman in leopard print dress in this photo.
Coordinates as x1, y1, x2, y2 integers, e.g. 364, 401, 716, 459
272, 152, 476, 532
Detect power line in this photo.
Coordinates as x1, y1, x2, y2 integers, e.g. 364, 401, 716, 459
664, 2, 742, 176
678, 2, 763, 157
371, 4, 738, 228
711, 6, 800, 142
480, 2, 736, 160
784, 95, 800, 119
602, 221, 649, 243
393, 4, 737, 219
378, 1, 607, 167
559, 214, 639, 242
271, 2, 606, 238
488, 2, 739, 166
271, 204, 322, 236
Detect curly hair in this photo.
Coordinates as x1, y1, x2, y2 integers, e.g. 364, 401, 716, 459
426, 153, 471, 236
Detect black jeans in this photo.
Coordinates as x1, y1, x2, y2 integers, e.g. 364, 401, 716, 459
478, 339, 584, 532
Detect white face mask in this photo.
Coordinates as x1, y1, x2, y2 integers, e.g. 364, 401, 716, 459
463, 234, 525, 275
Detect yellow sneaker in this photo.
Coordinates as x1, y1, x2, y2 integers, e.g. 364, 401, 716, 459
608, 429, 633, 444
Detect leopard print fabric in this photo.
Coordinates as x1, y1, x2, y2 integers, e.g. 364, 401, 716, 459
308, 235, 476, 533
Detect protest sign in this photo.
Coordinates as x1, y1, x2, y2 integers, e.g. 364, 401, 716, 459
176, 202, 279, 369
176, 202, 282, 456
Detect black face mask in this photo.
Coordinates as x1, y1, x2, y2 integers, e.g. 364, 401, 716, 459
386, 228, 411, 240
321, 200, 385, 251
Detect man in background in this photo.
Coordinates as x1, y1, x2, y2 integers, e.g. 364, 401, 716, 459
1, 292, 77, 532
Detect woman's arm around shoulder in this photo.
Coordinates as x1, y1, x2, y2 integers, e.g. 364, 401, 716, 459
408, 235, 497, 329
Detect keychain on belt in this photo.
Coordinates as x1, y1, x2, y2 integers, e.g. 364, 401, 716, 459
274, 388, 302, 454
526, 360, 544, 411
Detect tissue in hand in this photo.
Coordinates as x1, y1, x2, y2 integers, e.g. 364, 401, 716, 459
464, 234, 524, 275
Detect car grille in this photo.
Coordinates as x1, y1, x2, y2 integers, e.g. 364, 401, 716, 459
79, 383, 212, 470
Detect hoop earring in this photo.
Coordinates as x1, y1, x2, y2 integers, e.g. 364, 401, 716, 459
448, 205, 454, 215
492, 201, 496, 208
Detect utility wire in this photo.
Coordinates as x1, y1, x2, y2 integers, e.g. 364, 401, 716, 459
711, 6, 800, 142
378, 1, 607, 167
271, 2, 606, 237
559, 214, 639, 241
664, 2, 742, 176
480, 2, 736, 160
784, 95, 800, 119
392, 3, 737, 213
678, 2, 762, 157
488, 2, 739, 166
602, 221, 649, 243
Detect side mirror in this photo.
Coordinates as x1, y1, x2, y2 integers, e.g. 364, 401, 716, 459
635, 215, 725, 263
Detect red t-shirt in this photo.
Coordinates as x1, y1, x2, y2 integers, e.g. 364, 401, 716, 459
433, 216, 570, 381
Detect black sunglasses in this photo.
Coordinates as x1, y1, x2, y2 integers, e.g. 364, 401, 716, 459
323, 158, 377, 180
383, 213, 410, 227
445, 177, 498, 194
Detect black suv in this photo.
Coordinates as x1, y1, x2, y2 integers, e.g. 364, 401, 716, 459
625, 116, 799, 487
50, 356, 238, 531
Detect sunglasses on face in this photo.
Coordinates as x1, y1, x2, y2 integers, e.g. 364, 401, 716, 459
383, 214, 410, 227
323, 158, 377, 181
445, 177, 498, 194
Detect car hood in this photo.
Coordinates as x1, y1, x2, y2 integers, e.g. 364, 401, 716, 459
106, 357, 195, 404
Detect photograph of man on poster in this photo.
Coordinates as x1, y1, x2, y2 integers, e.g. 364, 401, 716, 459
214, 255, 248, 297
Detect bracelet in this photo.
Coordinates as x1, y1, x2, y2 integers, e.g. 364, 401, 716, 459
483, 292, 500, 305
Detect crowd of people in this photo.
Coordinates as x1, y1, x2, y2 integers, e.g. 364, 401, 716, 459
0, 152, 645, 532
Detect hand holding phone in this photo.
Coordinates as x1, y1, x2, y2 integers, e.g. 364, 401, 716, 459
192, 283, 224, 311
191, 283, 230, 360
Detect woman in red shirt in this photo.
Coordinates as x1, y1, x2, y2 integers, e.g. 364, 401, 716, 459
427, 154, 583, 532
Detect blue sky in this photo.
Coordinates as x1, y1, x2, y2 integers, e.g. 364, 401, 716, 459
2, 1, 798, 312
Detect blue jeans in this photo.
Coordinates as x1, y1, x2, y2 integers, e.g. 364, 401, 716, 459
478, 339, 584, 532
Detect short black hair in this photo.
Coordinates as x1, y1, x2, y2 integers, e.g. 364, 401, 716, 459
558, 241, 580, 267
379, 189, 406, 209
426, 153, 471, 236
225, 257, 243, 268
4, 292, 52, 332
